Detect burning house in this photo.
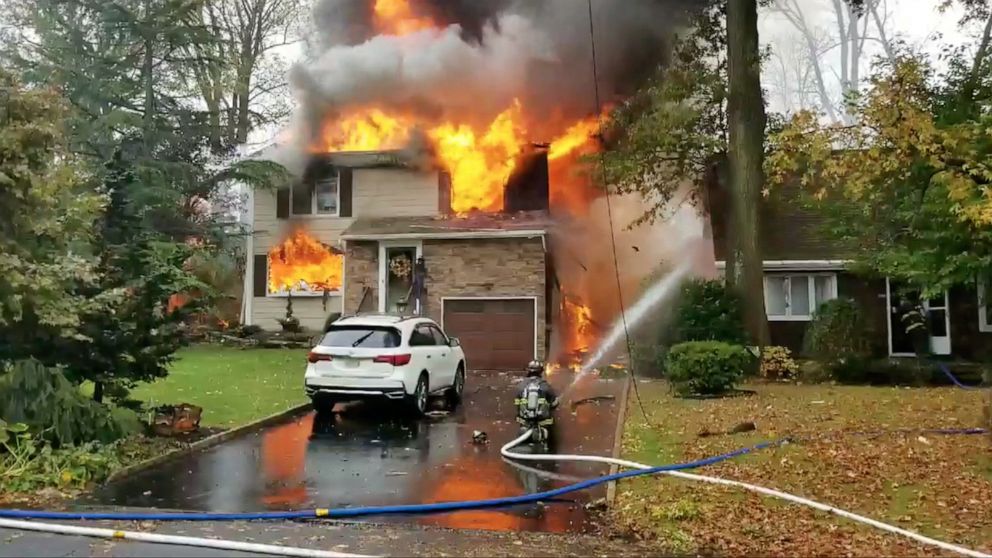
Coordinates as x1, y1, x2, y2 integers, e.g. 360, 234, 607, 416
244, 0, 705, 370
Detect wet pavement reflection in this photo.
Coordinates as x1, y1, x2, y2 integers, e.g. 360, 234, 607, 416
86, 372, 623, 533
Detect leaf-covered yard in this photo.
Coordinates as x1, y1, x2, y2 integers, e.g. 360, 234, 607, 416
612, 382, 992, 556
130, 346, 308, 428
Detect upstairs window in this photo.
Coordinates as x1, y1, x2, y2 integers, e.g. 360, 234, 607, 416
764, 273, 837, 321
291, 170, 340, 217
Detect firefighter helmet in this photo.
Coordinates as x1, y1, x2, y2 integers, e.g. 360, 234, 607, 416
525, 360, 544, 377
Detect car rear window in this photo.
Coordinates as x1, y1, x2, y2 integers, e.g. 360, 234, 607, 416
321, 326, 401, 348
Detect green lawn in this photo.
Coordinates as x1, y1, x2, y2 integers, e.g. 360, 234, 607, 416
129, 345, 308, 428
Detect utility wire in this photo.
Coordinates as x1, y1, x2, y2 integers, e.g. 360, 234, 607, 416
586, 0, 651, 423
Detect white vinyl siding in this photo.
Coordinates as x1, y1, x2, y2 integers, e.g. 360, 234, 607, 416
764, 273, 838, 321
248, 167, 441, 331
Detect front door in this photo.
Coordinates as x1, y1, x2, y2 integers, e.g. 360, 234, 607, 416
378, 242, 422, 314
886, 279, 951, 356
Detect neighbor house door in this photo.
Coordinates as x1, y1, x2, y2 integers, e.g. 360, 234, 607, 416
378, 241, 422, 314
886, 279, 951, 356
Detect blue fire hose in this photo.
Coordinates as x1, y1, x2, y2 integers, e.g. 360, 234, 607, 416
0, 425, 986, 522
937, 362, 985, 390
0, 438, 786, 521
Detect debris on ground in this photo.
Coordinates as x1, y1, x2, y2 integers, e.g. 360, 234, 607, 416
698, 421, 757, 438
472, 430, 489, 445
570, 395, 617, 410
152, 403, 202, 437
584, 497, 608, 511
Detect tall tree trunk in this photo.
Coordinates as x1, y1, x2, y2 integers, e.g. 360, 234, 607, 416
727, 0, 770, 347
142, 34, 155, 154
93, 380, 104, 404
235, 67, 251, 143
963, 13, 992, 107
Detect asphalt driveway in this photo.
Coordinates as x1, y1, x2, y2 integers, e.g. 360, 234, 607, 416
84, 370, 626, 534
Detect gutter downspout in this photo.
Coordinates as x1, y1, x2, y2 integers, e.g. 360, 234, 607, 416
241, 187, 255, 326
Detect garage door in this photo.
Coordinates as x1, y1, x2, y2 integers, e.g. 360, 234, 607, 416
442, 299, 535, 371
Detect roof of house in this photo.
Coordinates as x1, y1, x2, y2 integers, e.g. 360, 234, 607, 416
340, 211, 552, 241
316, 150, 423, 169
707, 174, 855, 262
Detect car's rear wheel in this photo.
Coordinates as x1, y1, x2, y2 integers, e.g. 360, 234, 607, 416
445, 365, 465, 409
406, 373, 429, 416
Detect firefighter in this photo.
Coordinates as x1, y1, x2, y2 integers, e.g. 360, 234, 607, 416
514, 360, 559, 450
899, 297, 929, 357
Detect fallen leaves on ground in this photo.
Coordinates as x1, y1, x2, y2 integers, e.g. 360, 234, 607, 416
612, 382, 992, 556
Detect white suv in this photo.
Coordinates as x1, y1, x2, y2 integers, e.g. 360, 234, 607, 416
304, 315, 467, 416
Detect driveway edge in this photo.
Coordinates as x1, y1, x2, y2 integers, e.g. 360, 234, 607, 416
107, 402, 312, 482
605, 374, 632, 505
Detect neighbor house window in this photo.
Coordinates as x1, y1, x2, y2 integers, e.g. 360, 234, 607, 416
980, 277, 992, 333
764, 273, 838, 321
290, 171, 339, 217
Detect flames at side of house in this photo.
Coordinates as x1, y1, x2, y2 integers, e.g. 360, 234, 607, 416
268, 230, 344, 294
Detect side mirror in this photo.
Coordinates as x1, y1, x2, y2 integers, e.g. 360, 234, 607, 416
448, 337, 460, 348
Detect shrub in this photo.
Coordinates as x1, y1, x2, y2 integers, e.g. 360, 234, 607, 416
829, 358, 929, 386
797, 359, 833, 383
804, 298, 870, 362
0, 422, 121, 493
0, 360, 139, 447
673, 280, 747, 344
760, 346, 799, 381
665, 341, 749, 396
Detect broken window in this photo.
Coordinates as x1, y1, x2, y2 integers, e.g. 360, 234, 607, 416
315, 174, 339, 215
290, 169, 340, 217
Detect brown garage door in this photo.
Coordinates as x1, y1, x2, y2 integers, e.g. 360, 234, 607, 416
443, 299, 535, 371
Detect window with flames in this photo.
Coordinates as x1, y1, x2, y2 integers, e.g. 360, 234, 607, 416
267, 230, 344, 296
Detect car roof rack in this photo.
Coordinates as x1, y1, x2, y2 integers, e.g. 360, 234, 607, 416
338, 312, 426, 322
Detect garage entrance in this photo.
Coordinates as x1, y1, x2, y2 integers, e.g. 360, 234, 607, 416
441, 298, 536, 371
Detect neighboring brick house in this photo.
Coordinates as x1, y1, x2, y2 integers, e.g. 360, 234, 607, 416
243, 149, 559, 370
706, 178, 992, 360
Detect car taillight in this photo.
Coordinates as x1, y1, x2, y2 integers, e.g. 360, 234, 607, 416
373, 354, 412, 366
308, 352, 332, 364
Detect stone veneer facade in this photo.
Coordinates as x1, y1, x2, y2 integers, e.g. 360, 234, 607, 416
343, 236, 548, 358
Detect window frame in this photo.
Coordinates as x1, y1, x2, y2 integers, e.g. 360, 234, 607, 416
979, 277, 992, 333
290, 171, 340, 218
763, 273, 838, 322
409, 324, 438, 347
428, 324, 449, 346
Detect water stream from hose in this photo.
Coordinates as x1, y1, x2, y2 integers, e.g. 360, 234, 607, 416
560, 260, 693, 400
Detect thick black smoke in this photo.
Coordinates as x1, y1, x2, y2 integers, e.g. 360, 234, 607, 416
296, 0, 702, 134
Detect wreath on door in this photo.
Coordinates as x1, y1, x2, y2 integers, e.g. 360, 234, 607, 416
389, 254, 412, 279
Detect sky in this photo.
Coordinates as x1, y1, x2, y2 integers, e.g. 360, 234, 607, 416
255, 0, 975, 144
759, 0, 971, 114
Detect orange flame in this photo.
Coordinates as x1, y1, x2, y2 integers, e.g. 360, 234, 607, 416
317, 109, 415, 152
562, 296, 595, 354
373, 0, 436, 35
429, 101, 526, 213
548, 116, 600, 161
268, 230, 344, 293
319, 101, 527, 214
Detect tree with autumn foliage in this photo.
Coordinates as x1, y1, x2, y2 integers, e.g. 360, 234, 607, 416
766, 6, 992, 294
0, 70, 108, 346
599, 0, 770, 346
